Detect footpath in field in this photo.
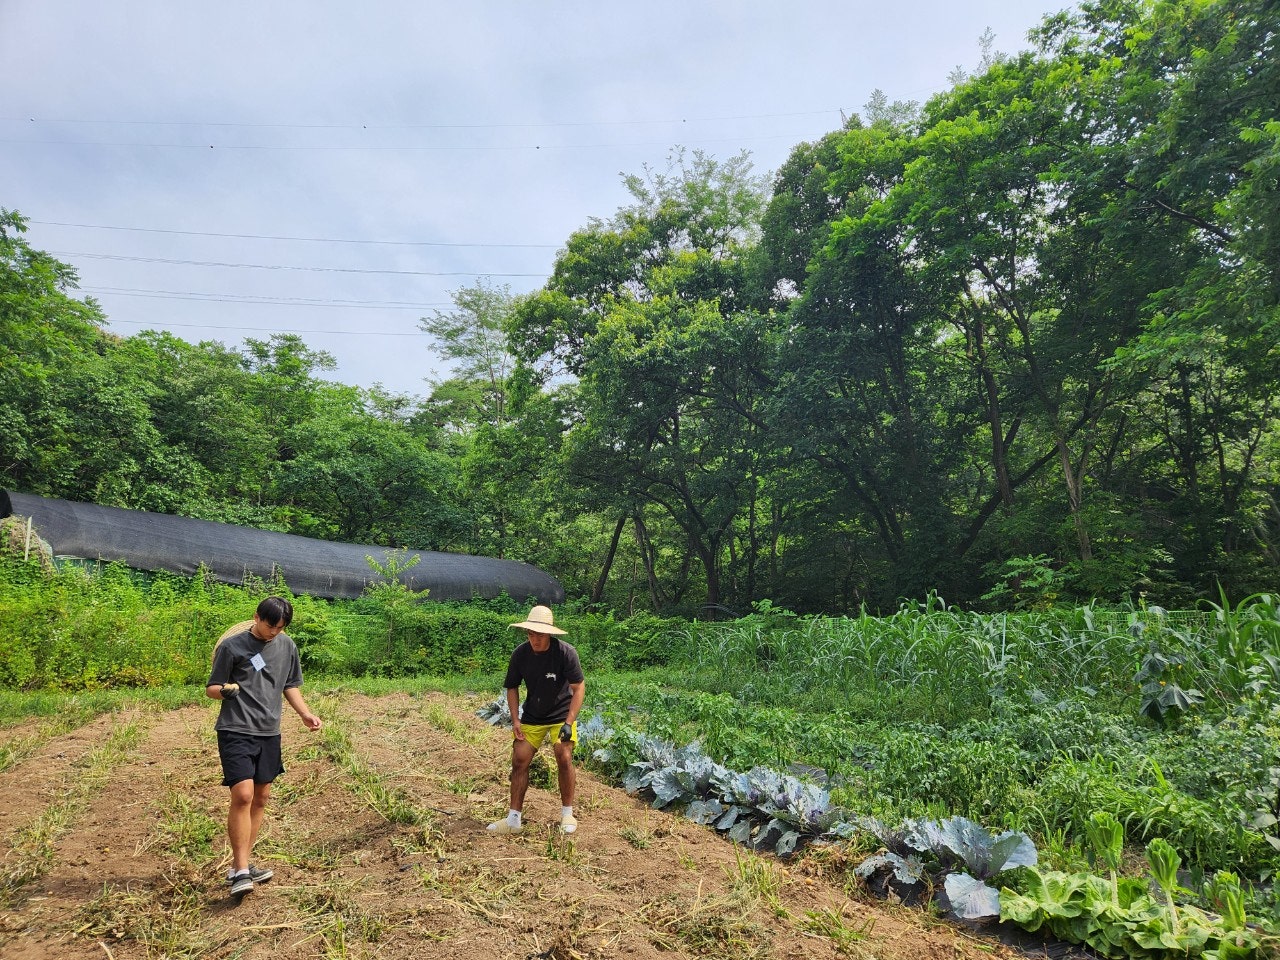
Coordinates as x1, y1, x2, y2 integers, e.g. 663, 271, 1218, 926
0, 690, 1027, 960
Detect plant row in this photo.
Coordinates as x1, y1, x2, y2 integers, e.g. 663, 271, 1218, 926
479, 698, 1269, 959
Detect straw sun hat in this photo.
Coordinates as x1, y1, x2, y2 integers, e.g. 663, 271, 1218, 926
509, 605, 567, 635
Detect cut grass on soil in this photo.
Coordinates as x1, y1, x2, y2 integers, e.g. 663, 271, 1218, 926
0, 714, 148, 907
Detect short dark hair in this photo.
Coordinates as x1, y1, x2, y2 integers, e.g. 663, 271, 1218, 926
256, 596, 294, 628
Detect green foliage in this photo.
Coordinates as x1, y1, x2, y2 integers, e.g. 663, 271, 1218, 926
1136, 648, 1206, 726
1000, 854, 1262, 959
981, 555, 1072, 611
4, 0, 1280, 616
0, 556, 333, 689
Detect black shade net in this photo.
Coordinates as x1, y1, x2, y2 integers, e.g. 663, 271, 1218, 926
1, 490, 564, 604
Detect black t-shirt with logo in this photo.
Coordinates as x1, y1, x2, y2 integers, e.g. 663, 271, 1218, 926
503, 638, 584, 725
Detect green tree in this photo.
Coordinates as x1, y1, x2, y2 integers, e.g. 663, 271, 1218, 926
0, 209, 112, 497
273, 384, 466, 547
512, 150, 771, 613
419, 279, 519, 428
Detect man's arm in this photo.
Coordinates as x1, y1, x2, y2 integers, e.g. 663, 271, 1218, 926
284, 687, 322, 731
565, 681, 585, 724
506, 687, 523, 739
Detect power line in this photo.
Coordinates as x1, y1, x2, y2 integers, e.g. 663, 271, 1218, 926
53, 251, 546, 277
4, 109, 840, 131
32, 219, 559, 249
81, 286, 451, 309
101, 316, 427, 336
0, 132, 808, 152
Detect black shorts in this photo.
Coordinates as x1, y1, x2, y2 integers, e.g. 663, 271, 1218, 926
217, 731, 285, 787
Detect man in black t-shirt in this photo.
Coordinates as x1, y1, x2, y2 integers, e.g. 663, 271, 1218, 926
487, 605, 585, 836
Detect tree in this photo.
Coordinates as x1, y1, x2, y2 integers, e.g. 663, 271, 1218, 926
420, 279, 519, 428
0, 209, 112, 497
273, 384, 466, 548
510, 150, 772, 613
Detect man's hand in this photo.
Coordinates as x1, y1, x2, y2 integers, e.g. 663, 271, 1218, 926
220, 683, 240, 698
558, 722, 574, 743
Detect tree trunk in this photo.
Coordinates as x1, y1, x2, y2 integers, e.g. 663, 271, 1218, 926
632, 513, 665, 611
590, 515, 627, 605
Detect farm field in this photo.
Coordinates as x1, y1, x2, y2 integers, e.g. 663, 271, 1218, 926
0, 690, 1023, 960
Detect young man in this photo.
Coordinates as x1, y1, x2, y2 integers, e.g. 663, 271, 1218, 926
487, 604, 585, 836
206, 596, 321, 898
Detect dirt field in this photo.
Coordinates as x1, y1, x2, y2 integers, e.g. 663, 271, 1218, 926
0, 691, 1028, 959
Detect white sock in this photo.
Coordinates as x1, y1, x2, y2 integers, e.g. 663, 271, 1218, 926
228, 867, 249, 879
561, 806, 573, 819
508, 809, 522, 827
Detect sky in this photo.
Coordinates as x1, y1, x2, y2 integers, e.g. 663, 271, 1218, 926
2, 1, 1071, 398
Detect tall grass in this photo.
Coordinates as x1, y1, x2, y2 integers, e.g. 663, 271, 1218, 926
0, 555, 684, 691
670, 601, 1228, 725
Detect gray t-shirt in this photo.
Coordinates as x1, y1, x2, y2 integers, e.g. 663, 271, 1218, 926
208, 628, 304, 736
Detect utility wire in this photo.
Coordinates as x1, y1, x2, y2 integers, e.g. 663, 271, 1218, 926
4, 109, 840, 130
101, 316, 427, 336
53, 251, 546, 277
81, 286, 451, 309
32, 219, 559, 248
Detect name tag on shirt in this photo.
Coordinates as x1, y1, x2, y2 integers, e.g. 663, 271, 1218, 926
250, 653, 267, 672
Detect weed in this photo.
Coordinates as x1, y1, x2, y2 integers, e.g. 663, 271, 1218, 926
72, 870, 208, 958
799, 905, 875, 956
441, 773, 485, 796
317, 709, 439, 828
420, 701, 486, 744
286, 875, 389, 950
528, 752, 555, 790
621, 826, 652, 849
728, 846, 789, 917
639, 890, 770, 959
542, 826, 579, 864
0, 710, 93, 773
142, 789, 220, 863
416, 862, 519, 921
390, 823, 447, 860
272, 839, 344, 870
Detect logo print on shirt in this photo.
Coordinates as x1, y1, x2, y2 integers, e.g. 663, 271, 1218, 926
546, 672, 558, 681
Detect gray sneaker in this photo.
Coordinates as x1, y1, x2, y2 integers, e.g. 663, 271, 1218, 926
247, 864, 273, 883
229, 871, 254, 897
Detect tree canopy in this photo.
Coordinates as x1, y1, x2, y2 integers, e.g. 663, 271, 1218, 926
4, 0, 1277, 614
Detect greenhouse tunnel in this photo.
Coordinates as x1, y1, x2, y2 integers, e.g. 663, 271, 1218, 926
0, 490, 564, 604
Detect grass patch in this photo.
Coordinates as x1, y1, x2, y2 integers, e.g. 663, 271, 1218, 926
0, 709, 96, 773
141, 789, 221, 863
285, 874, 389, 949
416, 860, 520, 922
419, 701, 487, 745
798, 905, 874, 956
621, 825, 652, 849
71, 870, 209, 958
638, 889, 771, 959
315, 704, 439, 828
0, 687, 194, 724
728, 846, 789, 918
0, 715, 148, 905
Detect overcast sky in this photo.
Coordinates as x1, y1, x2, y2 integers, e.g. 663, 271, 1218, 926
3, 1, 1069, 398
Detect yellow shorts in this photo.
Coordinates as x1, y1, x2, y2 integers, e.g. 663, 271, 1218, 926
515, 721, 577, 748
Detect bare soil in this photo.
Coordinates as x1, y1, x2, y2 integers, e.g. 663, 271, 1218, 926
0, 691, 1029, 959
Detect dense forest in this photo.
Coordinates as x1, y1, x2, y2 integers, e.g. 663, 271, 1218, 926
3, 0, 1277, 616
